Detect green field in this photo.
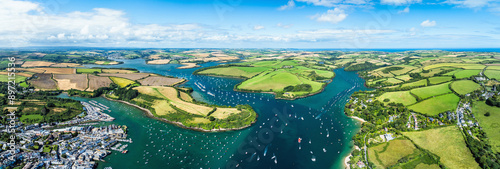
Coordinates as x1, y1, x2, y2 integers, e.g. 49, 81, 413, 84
421, 68, 453, 77
197, 66, 269, 78
451, 80, 481, 95
403, 126, 480, 169
371, 65, 416, 76
367, 78, 386, 84
386, 78, 404, 85
443, 69, 463, 76
0, 74, 27, 82
237, 69, 324, 96
484, 70, 500, 80
377, 91, 417, 106
423, 63, 485, 70
410, 82, 451, 99
401, 79, 427, 88
472, 102, 500, 153
19, 82, 29, 87
20, 114, 43, 124
110, 76, 136, 87
428, 76, 452, 84
486, 66, 500, 70
368, 139, 417, 168
408, 93, 460, 116
76, 68, 102, 74
395, 74, 412, 81
453, 69, 481, 79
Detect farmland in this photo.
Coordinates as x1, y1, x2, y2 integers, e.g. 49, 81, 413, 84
99, 73, 150, 80
177, 63, 200, 69
395, 74, 412, 81
20, 114, 43, 124
236, 69, 324, 98
401, 79, 427, 88
377, 91, 416, 106
101, 69, 138, 74
0, 74, 27, 83
472, 102, 500, 153
408, 93, 460, 116
135, 86, 214, 116
423, 63, 485, 70
196, 66, 268, 78
77, 68, 102, 74
410, 82, 451, 99
87, 75, 112, 91
371, 65, 417, 76
403, 126, 480, 169
53, 74, 88, 90
484, 70, 500, 80
132, 86, 257, 130
138, 76, 185, 86
147, 59, 171, 64
29, 74, 57, 90
451, 80, 482, 95
50, 63, 81, 67
428, 76, 452, 84
109, 77, 136, 87
453, 69, 481, 79
21, 61, 55, 67
368, 139, 417, 168
19, 68, 76, 74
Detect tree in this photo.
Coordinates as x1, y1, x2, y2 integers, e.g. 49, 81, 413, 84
46, 102, 55, 107
484, 112, 490, 117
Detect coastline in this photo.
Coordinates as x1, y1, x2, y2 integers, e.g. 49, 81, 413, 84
349, 116, 366, 123
344, 154, 352, 169
101, 95, 257, 132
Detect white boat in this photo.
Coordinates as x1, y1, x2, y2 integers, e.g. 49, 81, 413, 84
207, 91, 215, 97
311, 155, 316, 162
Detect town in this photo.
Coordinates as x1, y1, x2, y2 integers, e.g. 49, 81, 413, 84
0, 101, 129, 169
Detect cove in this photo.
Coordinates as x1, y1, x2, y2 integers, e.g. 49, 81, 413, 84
58, 59, 369, 169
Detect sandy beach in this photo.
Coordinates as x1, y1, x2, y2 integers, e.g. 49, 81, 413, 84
350, 116, 366, 123
344, 154, 352, 169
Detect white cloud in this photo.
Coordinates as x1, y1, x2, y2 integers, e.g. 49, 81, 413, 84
253, 25, 265, 30
296, 0, 370, 7
0, 0, 220, 47
398, 6, 410, 13
277, 23, 293, 28
311, 8, 347, 24
420, 20, 436, 27
278, 0, 296, 10
445, 0, 495, 8
381, 0, 421, 6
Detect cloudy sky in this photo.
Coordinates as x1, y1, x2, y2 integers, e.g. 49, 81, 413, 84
2, 0, 500, 48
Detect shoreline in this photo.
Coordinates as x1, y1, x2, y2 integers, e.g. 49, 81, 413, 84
344, 153, 352, 169
101, 95, 257, 132
349, 116, 366, 123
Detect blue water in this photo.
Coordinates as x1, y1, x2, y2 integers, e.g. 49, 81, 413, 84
60, 59, 371, 169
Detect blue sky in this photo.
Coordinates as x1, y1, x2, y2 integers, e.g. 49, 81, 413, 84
2, 0, 500, 48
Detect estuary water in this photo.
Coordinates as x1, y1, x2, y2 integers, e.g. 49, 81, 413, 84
59, 59, 369, 169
